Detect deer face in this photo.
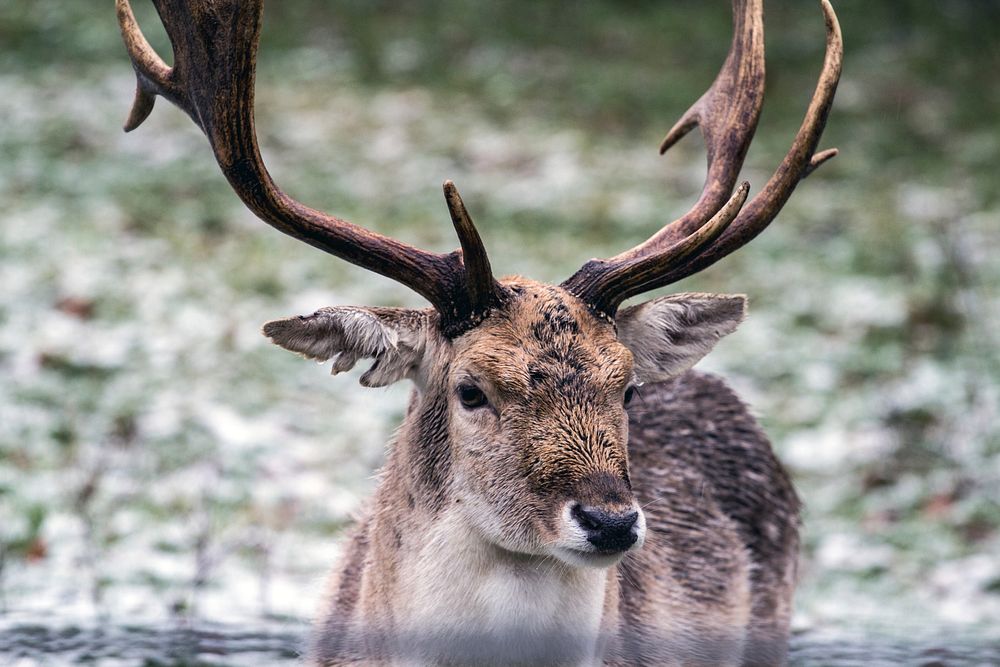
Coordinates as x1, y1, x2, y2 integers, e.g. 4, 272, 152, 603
445, 281, 639, 568
263, 278, 746, 569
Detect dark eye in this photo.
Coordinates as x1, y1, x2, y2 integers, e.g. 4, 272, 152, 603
457, 383, 488, 409
623, 386, 637, 407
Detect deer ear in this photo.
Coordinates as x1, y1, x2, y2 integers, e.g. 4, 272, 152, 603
262, 307, 428, 387
616, 293, 746, 382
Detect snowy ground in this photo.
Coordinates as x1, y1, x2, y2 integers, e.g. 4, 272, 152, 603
2, 0, 998, 660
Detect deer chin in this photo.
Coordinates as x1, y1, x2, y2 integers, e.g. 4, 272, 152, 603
550, 546, 629, 570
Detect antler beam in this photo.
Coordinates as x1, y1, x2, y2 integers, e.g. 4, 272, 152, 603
116, 0, 504, 336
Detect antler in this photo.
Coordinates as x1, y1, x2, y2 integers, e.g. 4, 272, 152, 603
116, 0, 504, 337
562, 0, 843, 318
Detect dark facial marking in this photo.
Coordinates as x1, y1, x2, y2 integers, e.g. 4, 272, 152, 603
531, 298, 581, 343
576, 470, 633, 507
413, 391, 452, 511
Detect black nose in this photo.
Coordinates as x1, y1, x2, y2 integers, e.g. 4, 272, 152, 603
571, 504, 639, 553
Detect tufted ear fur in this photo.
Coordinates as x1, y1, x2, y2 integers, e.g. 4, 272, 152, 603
261, 306, 429, 387
616, 293, 747, 383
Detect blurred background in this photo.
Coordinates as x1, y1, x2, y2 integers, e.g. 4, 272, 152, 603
2, 0, 999, 662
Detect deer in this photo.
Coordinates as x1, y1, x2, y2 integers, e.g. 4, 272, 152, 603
116, 0, 841, 664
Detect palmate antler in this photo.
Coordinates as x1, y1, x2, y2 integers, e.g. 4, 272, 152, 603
562, 0, 843, 318
116, 0, 505, 337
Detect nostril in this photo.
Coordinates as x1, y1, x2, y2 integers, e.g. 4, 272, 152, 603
621, 510, 639, 531
571, 503, 604, 531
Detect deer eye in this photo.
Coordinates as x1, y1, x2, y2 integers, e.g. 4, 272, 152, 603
457, 383, 488, 409
623, 385, 638, 407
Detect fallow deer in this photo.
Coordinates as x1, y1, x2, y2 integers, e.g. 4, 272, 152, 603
117, 0, 842, 664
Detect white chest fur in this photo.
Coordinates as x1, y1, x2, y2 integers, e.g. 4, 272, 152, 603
393, 511, 609, 666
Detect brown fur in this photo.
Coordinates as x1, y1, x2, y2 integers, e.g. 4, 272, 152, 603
617, 374, 799, 666
277, 279, 799, 666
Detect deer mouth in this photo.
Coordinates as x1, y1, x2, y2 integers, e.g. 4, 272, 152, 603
551, 545, 631, 569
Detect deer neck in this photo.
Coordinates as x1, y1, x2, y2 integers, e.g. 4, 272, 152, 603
360, 390, 615, 664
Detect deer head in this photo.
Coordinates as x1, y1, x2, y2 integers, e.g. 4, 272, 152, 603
117, 0, 841, 567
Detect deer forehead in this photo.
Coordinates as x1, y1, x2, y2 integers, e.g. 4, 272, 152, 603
450, 281, 633, 399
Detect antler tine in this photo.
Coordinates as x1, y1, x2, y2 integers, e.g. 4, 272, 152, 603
116, 0, 179, 131
562, 0, 841, 318
561, 0, 766, 317
443, 181, 505, 325
608, 181, 750, 302
116, 0, 503, 337
654, 0, 843, 286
